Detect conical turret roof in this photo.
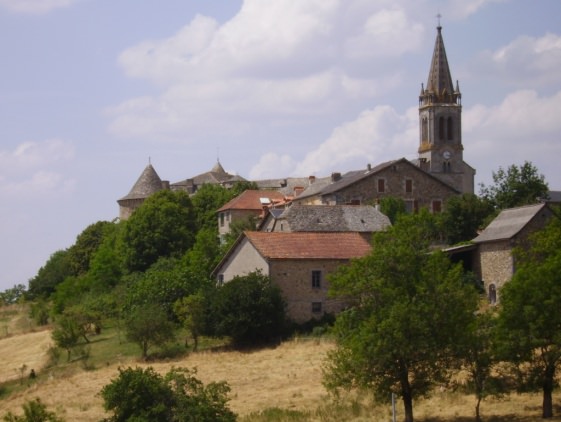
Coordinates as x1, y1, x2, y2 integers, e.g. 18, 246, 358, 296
119, 163, 163, 201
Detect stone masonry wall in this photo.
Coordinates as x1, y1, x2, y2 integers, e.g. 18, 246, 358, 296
323, 162, 458, 211
270, 259, 349, 324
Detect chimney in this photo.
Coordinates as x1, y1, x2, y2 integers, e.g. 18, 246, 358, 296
293, 186, 304, 196
161, 180, 170, 190
308, 175, 316, 184
331, 172, 341, 182
367, 163, 371, 171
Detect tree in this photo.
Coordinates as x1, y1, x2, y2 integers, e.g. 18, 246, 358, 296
191, 184, 236, 232
174, 292, 207, 351
121, 190, 197, 273
0, 284, 27, 305
378, 196, 406, 224
210, 271, 287, 346
51, 315, 81, 361
100, 366, 235, 422
124, 304, 176, 359
460, 309, 505, 422
495, 216, 561, 418
3, 398, 64, 422
479, 161, 549, 210
323, 211, 479, 422
27, 250, 72, 299
441, 194, 494, 244
66, 220, 113, 276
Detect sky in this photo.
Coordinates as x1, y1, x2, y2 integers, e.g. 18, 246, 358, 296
1, 0, 561, 291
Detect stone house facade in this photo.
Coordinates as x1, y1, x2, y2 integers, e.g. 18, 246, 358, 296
293, 158, 459, 213
472, 203, 554, 303
212, 231, 371, 323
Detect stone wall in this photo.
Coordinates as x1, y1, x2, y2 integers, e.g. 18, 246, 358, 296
322, 161, 458, 211
270, 259, 350, 323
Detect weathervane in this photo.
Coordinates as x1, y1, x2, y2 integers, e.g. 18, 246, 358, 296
436, 12, 442, 27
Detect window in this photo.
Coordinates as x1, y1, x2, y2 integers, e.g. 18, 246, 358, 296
405, 179, 413, 193
439, 117, 445, 141
447, 117, 454, 140
312, 302, 322, 314
219, 213, 225, 227
432, 200, 442, 213
312, 270, 322, 289
217, 274, 224, 286
488, 284, 497, 305
377, 179, 385, 193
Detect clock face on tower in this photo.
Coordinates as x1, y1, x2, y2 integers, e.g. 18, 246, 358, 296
443, 151, 451, 160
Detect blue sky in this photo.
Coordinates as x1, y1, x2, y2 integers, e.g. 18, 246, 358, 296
1, 0, 561, 291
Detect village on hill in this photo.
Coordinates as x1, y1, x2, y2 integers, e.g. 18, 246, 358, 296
2, 23, 561, 422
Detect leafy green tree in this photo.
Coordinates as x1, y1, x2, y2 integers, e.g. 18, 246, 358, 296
100, 366, 175, 422
495, 216, 561, 418
183, 227, 222, 282
3, 398, 64, 422
460, 309, 505, 422
51, 315, 81, 361
222, 215, 259, 248
27, 250, 72, 299
378, 196, 406, 224
441, 193, 495, 244
86, 221, 124, 292
66, 220, 113, 276
121, 190, 197, 273
191, 184, 236, 232
100, 366, 235, 422
479, 161, 549, 210
323, 212, 479, 422
125, 257, 198, 319
210, 271, 287, 346
0, 284, 27, 305
124, 304, 176, 359
174, 292, 207, 351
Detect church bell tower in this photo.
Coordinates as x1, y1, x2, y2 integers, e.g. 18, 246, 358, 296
418, 24, 473, 193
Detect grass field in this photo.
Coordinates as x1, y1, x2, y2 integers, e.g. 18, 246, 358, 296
0, 305, 560, 421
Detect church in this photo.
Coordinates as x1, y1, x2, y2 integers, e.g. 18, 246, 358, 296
118, 25, 474, 218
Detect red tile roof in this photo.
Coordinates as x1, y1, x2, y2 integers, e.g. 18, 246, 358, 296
217, 190, 286, 212
245, 231, 371, 260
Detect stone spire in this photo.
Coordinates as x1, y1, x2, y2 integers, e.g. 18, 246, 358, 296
421, 25, 460, 105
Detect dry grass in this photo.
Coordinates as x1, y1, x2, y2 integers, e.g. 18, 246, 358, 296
1, 308, 560, 421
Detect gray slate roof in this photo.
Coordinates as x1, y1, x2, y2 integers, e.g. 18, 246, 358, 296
275, 204, 391, 233
119, 164, 163, 201
472, 203, 548, 243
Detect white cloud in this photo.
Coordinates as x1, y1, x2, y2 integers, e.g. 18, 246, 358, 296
0, 0, 78, 14
109, 0, 429, 142
0, 139, 76, 197
475, 33, 561, 87
443, 0, 508, 20
250, 105, 418, 179
464, 89, 561, 187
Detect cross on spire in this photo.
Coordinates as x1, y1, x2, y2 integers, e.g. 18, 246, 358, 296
436, 13, 442, 28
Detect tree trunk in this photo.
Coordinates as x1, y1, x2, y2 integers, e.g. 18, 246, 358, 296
542, 364, 555, 418
475, 396, 482, 422
399, 363, 414, 422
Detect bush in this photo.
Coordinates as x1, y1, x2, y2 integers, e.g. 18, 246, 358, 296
210, 271, 287, 347
100, 366, 235, 422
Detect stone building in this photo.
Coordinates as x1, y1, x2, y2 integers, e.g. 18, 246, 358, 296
212, 231, 372, 323
472, 203, 554, 304
117, 163, 169, 220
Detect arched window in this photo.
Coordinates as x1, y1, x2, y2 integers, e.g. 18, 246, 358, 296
422, 118, 428, 143
438, 117, 445, 141
489, 284, 497, 305
447, 117, 454, 140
